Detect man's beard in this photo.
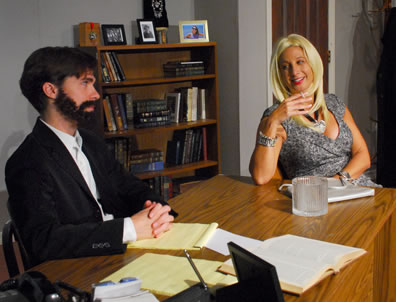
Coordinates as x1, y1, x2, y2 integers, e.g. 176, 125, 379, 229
54, 90, 98, 125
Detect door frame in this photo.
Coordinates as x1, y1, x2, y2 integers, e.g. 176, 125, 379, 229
266, 0, 335, 106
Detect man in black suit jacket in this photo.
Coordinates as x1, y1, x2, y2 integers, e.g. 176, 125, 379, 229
5, 47, 175, 265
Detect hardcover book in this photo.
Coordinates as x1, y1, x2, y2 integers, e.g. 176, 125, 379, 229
218, 234, 366, 295
109, 94, 124, 131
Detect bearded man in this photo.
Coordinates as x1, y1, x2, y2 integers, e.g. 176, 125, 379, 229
5, 47, 175, 265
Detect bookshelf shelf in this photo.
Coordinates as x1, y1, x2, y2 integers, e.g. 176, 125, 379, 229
103, 119, 217, 138
81, 42, 221, 193
136, 160, 218, 180
101, 74, 216, 87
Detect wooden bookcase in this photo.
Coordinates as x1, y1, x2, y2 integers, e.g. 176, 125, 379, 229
81, 42, 221, 180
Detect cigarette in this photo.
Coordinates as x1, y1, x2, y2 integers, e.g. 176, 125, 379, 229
300, 92, 305, 98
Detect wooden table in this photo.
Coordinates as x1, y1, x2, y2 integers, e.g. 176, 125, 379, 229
33, 175, 396, 301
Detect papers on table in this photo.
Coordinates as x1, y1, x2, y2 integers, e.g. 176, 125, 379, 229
103, 253, 237, 297
127, 223, 218, 250
204, 228, 262, 256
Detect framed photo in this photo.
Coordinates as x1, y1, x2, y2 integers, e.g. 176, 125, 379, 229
137, 19, 158, 44
166, 92, 181, 123
101, 24, 127, 45
179, 20, 209, 43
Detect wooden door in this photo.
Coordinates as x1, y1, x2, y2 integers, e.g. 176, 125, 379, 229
272, 0, 329, 92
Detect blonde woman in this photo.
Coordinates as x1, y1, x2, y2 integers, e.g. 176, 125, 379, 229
249, 34, 378, 187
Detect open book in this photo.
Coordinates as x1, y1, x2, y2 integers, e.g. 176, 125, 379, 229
218, 234, 366, 295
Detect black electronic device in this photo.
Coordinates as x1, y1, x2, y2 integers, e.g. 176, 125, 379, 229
215, 241, 285, 302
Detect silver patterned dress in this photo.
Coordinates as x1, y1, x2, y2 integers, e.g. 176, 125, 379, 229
263, 94, 379, 187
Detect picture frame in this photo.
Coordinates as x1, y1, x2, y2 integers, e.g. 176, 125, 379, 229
137, 19, 158, 44
101, 24, 127, 45
179, 20, 209, 43
166, 92, 181, 123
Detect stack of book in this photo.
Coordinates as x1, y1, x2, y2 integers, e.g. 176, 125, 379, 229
166, 127, 207, 165
129, 149, 164, 173
100, 51, 126, 82
133, 99, 171, 128
163, 60, 205, 77
103, 94, 134, 132
144, 176, 173, 202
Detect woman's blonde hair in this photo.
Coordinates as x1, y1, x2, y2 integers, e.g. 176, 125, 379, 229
270, 34, 329, 129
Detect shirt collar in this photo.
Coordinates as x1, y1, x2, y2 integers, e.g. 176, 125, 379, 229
40, 118, 82, 151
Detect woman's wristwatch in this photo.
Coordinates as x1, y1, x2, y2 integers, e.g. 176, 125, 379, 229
337, 171, 352, 185
257, 131, 278, 147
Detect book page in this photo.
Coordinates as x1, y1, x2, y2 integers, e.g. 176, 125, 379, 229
220, 234, 366, 293
127, 223, 218, 250
251, 235, 366, 290
258, 235, 365, 270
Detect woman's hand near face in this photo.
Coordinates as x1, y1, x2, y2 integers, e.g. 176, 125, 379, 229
267, 93, 313, 127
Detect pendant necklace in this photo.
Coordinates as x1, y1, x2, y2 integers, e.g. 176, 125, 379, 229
305, 111, 326, 133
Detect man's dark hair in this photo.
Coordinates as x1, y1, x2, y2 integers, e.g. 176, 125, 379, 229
19, 47, 97, 113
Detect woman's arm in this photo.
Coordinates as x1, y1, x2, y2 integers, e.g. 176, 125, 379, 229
339, 106, 371, 179
249, 94, 313, 184
249, 117, 285, 184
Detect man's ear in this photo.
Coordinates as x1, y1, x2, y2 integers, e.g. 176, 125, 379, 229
42, 82, 58, 99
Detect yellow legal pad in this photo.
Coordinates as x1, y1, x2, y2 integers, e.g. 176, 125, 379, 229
102, 253, 237, 296
127, 222, 218, 250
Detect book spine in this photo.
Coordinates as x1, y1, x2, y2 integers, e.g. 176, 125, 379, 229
117, 94, 128, 130
102, 97, 114, 131
130, 161, 164, 173
111, 52, 126, 81
191, 87, 198, 121
187, 88, 193, 122
125, 93, 134, 129
105, 52, 119, 81
199, 89, 206, 120
110, 94, 124, 131
130, 152, 163, 160
196, 128, 203, 161
130, 156, 163, 164
101, 53, 115, 82
100, 59, 111, 83
202, 127, 208, 161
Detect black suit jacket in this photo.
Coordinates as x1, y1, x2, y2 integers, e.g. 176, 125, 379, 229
5, 119, 168, 264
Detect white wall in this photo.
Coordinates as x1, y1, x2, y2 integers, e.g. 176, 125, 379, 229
195, 0, 240, 176
238, 1, 269, 176
0, 0, 195, 225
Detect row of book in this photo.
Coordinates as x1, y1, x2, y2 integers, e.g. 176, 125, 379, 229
103, 95, 173, 131
166, 127, 208, 165
107, 140, 165, 173
107, 127, 207, 173
165, 87, 206, 123
103, 88, 207, 132
144, 176, 173, 202
101, 51, 126, 83
144, 176, 209, 202
103, 94, 133, 132
163, 60, 205, 77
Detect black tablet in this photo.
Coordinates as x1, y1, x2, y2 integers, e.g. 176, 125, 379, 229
226, 241, 284, 302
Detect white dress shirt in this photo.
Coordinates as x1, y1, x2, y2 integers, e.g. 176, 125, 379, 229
40, 119, 137, 242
